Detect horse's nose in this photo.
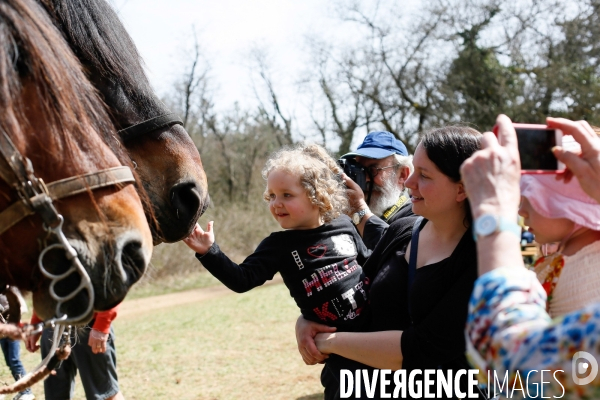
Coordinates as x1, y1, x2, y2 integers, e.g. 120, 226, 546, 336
115, 233, 150, 285
170, 180, 204, 222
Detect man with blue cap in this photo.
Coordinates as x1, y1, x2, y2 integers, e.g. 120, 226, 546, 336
341, 131, 414, 249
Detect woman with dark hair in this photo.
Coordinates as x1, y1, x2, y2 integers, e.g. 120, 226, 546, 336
296, 126, 484, 399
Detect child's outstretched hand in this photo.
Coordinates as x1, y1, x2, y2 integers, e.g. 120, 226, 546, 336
183, 221, 215, 255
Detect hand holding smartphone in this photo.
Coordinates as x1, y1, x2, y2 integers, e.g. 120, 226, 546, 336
493, 123, 563, 174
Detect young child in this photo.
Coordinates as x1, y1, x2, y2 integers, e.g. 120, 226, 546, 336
519, 174, 600, 317
184, 144, 370, 330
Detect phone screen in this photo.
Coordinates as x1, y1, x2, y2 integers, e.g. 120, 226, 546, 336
515, 128, 558, 170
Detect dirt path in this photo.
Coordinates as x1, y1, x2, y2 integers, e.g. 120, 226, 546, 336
118, 274, 284, 318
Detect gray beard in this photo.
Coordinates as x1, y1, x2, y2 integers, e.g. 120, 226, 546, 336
369, 175, 404, 217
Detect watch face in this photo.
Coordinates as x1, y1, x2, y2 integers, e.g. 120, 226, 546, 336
475, 214, 497, 236
352, 213, 360, 225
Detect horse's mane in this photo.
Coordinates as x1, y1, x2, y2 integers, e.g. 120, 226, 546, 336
40, 0, 163, 116
0, 0, 129, 167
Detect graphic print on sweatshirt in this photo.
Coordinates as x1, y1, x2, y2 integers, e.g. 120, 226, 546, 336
310, 269, 368, 323
293, 234, 368, 325
331, 234, 357, 257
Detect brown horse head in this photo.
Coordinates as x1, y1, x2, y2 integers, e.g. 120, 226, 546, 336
40, 0, 210, 244
0, 0, 153, 323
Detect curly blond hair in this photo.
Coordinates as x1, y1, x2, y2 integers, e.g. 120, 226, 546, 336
262, 143, 349, 223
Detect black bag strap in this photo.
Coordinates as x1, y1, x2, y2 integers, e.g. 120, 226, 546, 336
407, 217, 424, 310
407, 217, 424, 288
406, 217, 489, 400
406, 216, 489, 400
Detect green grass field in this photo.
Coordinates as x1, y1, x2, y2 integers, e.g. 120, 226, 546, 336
0, 282, 324, 399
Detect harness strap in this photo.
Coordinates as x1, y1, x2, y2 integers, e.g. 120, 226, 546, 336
0, 166, 134, 236
117, 112, 183, 141
0, 124, 135, 327
47, 166, 135, 198
381, 192, 410, 223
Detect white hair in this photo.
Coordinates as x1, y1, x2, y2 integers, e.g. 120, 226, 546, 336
394, 153, 414, 176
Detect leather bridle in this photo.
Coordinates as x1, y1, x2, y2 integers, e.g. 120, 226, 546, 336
0, 124, 136, 325
0, 114, 183, 395
0, 112, 183, 325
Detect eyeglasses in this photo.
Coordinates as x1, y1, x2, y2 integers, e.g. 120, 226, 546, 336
367, 164, 401, 178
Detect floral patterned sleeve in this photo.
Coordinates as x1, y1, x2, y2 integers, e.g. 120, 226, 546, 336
467, 267, 600, 399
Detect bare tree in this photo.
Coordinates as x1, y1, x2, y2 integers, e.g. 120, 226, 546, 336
304, 0, 600, 154
164, 28, 214, 155
249, 47, 294, 146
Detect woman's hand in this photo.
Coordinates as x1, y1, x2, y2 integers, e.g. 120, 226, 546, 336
461, 114, 524, 275
549, 117, 600, 203
460, 114, 521, 220
183, 222, 215, 255
295, 316, 336, 365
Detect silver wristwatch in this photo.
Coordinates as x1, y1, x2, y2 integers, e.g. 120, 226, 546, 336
352, 209, 369, 225
473, 214, 521, 241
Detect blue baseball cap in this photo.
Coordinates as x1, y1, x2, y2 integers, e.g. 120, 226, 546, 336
342, 131, 408, 159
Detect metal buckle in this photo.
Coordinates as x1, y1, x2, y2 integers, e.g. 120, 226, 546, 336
38, 215, 94, 324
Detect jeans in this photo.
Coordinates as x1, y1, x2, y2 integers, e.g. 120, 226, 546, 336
0, 337, 32, 395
